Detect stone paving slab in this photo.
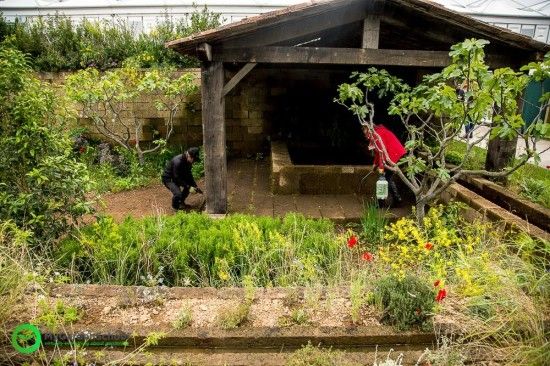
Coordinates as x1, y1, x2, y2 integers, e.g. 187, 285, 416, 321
227, 159, 412, 222
294, 195, 323, 218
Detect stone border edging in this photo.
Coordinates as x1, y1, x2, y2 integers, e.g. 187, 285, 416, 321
458, 175, 550, 233
441, 183, 550, 242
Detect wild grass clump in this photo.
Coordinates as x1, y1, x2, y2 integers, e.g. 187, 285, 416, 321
285, 343, 360, 366
216, 302, 252, 330
0, 222, 34, 324
57, 212, 348, 287
172, 305, 192, 330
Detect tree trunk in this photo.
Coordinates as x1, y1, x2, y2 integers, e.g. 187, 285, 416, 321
484, 94, 523, 183
485, 135, 517, 183
415, 200, 426, 226
137, 150, 144, 165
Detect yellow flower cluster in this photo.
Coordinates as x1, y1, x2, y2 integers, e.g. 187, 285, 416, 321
379, 205, 481, 283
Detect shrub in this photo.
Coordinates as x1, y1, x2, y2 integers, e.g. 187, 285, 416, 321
1, 7, 221, 71
374, 275, 435, 331
0, 46, 92, 245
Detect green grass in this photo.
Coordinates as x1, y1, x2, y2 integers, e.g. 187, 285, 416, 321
446, 141, 550, 208
56, 212, 351, 288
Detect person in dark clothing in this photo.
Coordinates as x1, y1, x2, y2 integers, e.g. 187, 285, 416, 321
162, 147, 203, 210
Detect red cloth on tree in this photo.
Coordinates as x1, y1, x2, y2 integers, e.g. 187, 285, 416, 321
367, 125, 406, 169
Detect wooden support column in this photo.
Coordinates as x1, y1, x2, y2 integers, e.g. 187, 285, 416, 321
201, 61, 227, 213
362, 16, 380, 49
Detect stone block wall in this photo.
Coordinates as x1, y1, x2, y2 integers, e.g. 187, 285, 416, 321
40, 67, 361, 157
224, 67, 343, 157
39, 69, 204, 149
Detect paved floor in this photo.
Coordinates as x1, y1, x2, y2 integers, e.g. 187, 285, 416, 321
461, 126, 550, 168
99, 159, 412, 223
226, 159, 411, 223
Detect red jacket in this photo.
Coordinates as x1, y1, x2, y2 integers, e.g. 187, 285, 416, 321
367, 125, 406, 169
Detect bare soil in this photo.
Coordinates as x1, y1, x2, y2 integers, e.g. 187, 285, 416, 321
94, 179, 205, 222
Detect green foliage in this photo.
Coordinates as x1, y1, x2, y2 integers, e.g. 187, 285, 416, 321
191, 146, 205, 181
518, 178, 550, 207
447, 140, 550, 209
374, 275, 435, 331
0, 8, 221, 71
0, 46, 92, 245
144, 331, 166, 347
285, 343, 360, 366
77, 141, 172, 193
56, 212, 344, 287
336, 39, 549, 223
360, 200, 387, 248
36, 300, 80, 331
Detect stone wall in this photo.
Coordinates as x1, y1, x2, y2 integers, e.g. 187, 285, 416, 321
40, 66, 369, 157
39, 69, 204, 149
224, 67, 357, 157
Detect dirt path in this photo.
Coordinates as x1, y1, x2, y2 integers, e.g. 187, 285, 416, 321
96, 179, 205, 222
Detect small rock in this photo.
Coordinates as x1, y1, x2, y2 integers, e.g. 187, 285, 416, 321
152, 309, 159, 315
102, 306, 112, 315
199, 305, 207, 311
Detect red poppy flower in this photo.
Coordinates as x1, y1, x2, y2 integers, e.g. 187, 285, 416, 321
425, 242, 433, 250
347, 235, 358, 248
433, 280, 441, 287
79, 146, 86, 154
362, 252, 374, 262
436, 288, 447, 302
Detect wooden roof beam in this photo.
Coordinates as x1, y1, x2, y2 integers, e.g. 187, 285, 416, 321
212, 46, 517, 69
222, 1, 370, 49
214, 46, 448, 67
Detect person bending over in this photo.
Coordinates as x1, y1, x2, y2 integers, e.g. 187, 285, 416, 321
162, 147, 203, 210
364, 124, 406, 204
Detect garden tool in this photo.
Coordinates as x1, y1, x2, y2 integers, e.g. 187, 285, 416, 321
359, 170, 375, 191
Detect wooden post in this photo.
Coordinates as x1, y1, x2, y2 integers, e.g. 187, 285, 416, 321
362, 15, 380, 49
201, 61, 227, 213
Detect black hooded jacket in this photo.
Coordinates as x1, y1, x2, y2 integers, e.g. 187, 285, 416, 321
161, 154, 197, 188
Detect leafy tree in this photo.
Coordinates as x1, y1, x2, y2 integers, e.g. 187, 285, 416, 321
65, 62, 199, 164
0, 47, 92, 245
336, 39, 549, 224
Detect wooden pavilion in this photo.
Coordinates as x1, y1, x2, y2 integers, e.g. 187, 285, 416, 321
167, 0, 549, 214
